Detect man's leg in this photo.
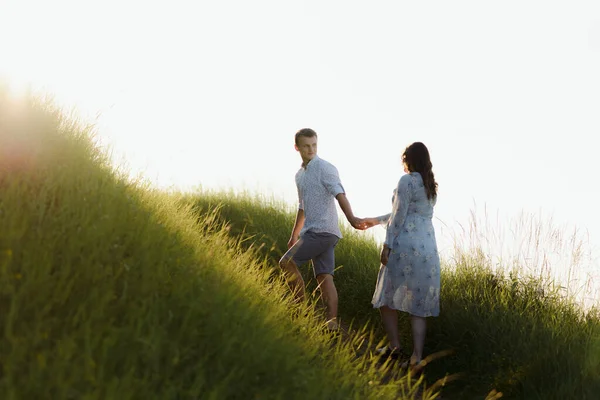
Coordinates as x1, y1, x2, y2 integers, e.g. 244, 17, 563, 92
312, 233, 340, 330
279, 256, 305, 303
316, 274, 338, 329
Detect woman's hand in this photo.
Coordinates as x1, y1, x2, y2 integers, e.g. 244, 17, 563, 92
362, 217, 381, 229
380, 245, 391, 266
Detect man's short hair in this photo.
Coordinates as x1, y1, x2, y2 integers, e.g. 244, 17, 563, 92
295, 128, 318, 145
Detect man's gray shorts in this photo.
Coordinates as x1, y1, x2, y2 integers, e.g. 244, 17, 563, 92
282, 230, 340, 276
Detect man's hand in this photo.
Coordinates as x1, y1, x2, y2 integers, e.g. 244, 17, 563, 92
362, 217, 381, 229
349, 216, 367, 230
350, 217, 381, 230
287, 235, 299, 249
380, 245, 391, 266
336, 194, 368, 230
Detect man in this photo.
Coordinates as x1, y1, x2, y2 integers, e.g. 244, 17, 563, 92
279, 128, 365, 331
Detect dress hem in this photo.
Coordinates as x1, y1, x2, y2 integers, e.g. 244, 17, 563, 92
371, 300, 439, 318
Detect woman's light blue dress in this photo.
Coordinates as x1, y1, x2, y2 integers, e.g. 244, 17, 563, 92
371, 172, 441, 317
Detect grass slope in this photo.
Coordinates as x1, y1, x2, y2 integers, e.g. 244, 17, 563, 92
183, 190, 600, 399
185, 192, 382, 326
0, 90, 434, 399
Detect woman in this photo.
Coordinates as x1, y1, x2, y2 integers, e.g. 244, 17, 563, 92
365, 142, 440, 369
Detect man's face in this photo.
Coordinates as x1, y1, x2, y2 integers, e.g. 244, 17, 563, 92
295, 135, 318, 163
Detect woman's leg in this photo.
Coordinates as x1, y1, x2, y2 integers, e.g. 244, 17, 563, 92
379, 306, 401, 349
410, 315, 427, 362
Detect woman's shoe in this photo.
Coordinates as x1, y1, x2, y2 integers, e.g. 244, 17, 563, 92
401, 358, 426, 378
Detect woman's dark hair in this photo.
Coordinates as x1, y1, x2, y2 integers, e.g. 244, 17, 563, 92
402, 142, 438, 200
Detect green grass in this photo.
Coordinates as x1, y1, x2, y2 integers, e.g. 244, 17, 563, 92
0, 89, 437, 399
2, 86, 599, 399
181, 191, 600, 399
184, 192, 383, 326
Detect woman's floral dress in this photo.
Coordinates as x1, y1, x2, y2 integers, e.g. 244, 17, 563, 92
371, 172, 441, 317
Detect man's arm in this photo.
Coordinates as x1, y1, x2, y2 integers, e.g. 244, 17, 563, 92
336, 193, 365, 230
321, 163, 365, 230
288, 209, 305, 248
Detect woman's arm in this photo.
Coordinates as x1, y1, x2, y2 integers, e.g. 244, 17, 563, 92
376, 213, 392, 224
384, 175, 412, 249
362, 213, 391, 229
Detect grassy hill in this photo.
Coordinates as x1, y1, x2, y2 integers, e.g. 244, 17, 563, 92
181, 189, 600, 399
0, 90, 432, 399
1, 87, 599, 399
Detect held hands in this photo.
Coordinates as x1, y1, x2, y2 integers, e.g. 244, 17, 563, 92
349, 216, 381, 230
380, 245, 391, 266
349, 216, 367, 230
362, 217, 380, 229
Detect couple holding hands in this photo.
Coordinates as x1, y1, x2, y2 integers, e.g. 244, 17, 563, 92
279, 128, 440, 370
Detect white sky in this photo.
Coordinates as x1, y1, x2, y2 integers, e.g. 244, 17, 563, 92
1, 0, 599, 301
